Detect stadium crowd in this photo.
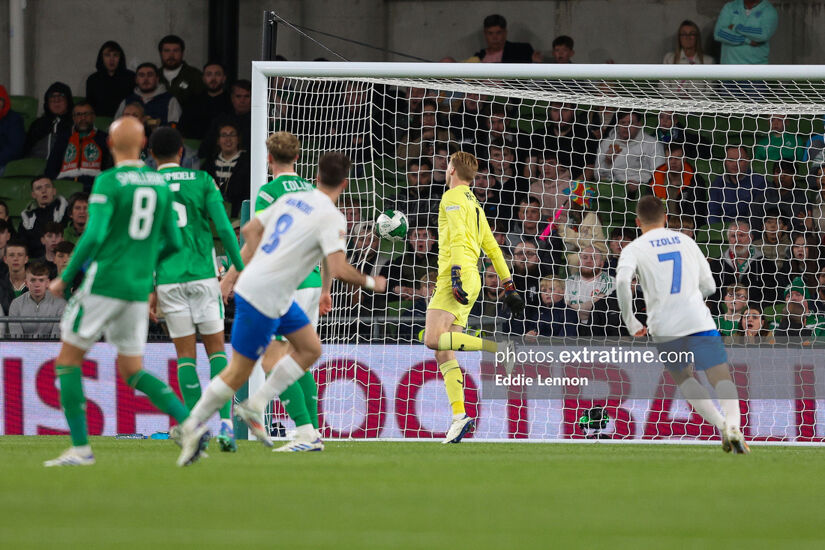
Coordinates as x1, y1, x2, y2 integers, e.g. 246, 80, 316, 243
1, 1, 820, 344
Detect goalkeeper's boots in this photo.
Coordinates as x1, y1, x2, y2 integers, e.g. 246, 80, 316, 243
44, 447, 95, 467
724, 423, 750, 455
443, 415, 475, 444
217, 421, 238, 453
235, 400, 274, 448
176, 422, 211, 467
274, 436, 325, 452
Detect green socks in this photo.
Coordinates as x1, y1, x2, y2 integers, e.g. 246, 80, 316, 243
209, 351, 232, 421
56, 365, 88, 447
278, 380, 312, 428
297, 371, 319, 430
177, 357, 200, 410
127, 370, 189, 423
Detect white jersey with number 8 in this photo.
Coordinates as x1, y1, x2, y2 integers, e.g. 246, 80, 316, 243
616, 227, 717, 342
234, 189, 346, 318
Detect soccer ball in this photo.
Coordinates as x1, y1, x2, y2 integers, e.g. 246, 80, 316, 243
376, 209, 408, 242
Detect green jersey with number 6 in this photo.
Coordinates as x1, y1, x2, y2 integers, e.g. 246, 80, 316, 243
156, 164, 243, 285
256, 172, 321, 289
59, 161, 182, 302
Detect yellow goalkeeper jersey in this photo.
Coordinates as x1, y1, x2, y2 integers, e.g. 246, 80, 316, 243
436, 185, 512, 283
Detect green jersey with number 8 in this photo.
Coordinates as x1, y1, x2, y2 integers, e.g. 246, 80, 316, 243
156, 164, 242, 285
60, 161, 182, 302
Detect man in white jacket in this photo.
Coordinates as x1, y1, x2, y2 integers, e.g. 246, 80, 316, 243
594, 111, 664, 194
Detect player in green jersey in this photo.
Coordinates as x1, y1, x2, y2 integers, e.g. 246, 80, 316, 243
252, 131, 331, 451
147, 127, 245, 452
45, 116, 203, 467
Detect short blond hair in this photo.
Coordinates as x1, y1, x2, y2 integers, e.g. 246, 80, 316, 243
266, 131, 300, 164
539, 276, 564, 293
450, 151, 478, 182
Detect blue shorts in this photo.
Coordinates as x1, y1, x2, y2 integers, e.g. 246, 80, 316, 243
231, 293, 310, 360
656, 329, 728, 372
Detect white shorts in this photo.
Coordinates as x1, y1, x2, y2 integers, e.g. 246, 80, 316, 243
273, 287, 321, 342
61, 293, 149, 356
156, 278, 224, 338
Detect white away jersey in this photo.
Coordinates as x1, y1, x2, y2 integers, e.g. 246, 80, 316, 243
235, 189, 346, 318
615, 227, 716, 341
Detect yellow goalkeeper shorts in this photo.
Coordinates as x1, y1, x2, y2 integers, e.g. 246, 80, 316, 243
427, 275, 480, 328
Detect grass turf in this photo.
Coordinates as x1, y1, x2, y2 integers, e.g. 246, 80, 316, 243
1, 437, 824, 549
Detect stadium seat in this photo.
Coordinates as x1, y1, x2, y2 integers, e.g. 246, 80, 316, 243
54, 180, 83, 197
184, 138, 201, 154
9, 95, 38, 130
95, 116, 113, 132
2, 157, 46, 178
0, 176, 33, 201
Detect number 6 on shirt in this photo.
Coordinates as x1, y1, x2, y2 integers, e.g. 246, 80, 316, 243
657, 251, 682, 294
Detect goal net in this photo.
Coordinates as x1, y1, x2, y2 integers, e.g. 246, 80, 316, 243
252, 62, 825, 443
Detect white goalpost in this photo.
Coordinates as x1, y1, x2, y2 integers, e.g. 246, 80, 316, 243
249, 61, 825, 444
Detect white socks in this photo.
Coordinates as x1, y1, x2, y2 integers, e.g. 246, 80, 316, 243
678, 377, 725, 430
295, 424, 317, 440
714, 379, 741, 429
248, 355, 305, 412
185, 376, 235, 429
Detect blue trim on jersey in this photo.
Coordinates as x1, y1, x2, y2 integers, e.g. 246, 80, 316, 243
656, 330, 728, 371
231, 294, 310, 360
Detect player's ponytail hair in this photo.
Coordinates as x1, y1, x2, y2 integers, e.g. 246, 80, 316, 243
266, 131, 301, 164
450, 151, 478, 182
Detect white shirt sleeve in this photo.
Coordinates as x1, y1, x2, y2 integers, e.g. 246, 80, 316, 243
694, 241, 716, 298
319, 212, 347, 257
616, 247, 644, 336
256, 202, 279, 226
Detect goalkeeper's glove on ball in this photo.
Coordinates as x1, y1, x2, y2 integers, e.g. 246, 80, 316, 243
502, 279, 525, 319
451, 265, 469, 305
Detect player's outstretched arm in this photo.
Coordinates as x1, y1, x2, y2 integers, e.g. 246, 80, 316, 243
325, 251, 387, 292
207, 199, 244, 271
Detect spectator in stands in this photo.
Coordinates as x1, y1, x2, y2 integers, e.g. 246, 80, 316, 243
114, 63, 182, 128
85, 41, 136, 118
754, 114, 805, 162
387, 158, 441, 220
0, 219, 10, 259
430, 142, 453, 188
0, 85, 25, 176
714, 0, 778, 65
397, 99, 454, 165
53, 240, 81, 299
201, 121, 249, 217
24, 82, 73, 159
62, 192, 89, 245
511, 240, 544, 307
507, 197, 545, 249
524, 277, 578, 339
664, 20, 715, 65
587, 104, 617, 143
544, 102, 590, 179
487, 144, 525, 219
753, 210, 791, 272
470, 264, 508, 331
814, 267, 825, 313
341, 198, 363, 237
668, 214, 696, 239
803, 115, 825, 163
651, 143, 704, 223
485, 105, 529, 163
769, 279, 825, 339
708, 219, 771, 308
346, 221, 384, 341
0, 200, 9, 226
593, 110, 663, 195
551, 36, 575, 63
656, 111, 711, 160
715, 284, 749, 337
36, 221, 62, 278
605, 227, 636, 276
157, 35, 204, 109
399, 270, 437, 342
590, 277, 646, 337
179, 61, 231, 140
781, 233, 820, 289
7, 261, 66, 339
529, 161, 570, 221
809, 163, 825, 232
556, 182, 607, 266
565, 245, 615, 326
708, 146, 767, 226
379, 223, 438, 303
45, 101, 112, 191
17, 177, 68, 257
449, 93, 485, 148
2, 240, 28, 303
200, 80, 252, 157
473, 168, 503, 221
471, 14, 539, 64
739, 305, 775, 344
755, 160, 809, 223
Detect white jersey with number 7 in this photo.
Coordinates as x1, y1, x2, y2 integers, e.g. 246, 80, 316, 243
615, 227, 717, 342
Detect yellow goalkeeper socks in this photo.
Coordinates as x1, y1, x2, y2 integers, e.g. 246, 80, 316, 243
437, 332, 497, 353
439, 359, 466, 416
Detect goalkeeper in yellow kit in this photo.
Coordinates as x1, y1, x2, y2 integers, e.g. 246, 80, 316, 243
424, 151, 524, 443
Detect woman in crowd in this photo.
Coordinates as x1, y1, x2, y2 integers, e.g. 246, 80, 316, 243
201, 121, 249, 217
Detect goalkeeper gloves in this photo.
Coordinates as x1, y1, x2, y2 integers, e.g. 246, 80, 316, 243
502, 279, 525, 319
451, 265, 469, 305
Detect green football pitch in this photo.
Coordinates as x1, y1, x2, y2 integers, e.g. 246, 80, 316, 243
1, 437, 824, 549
